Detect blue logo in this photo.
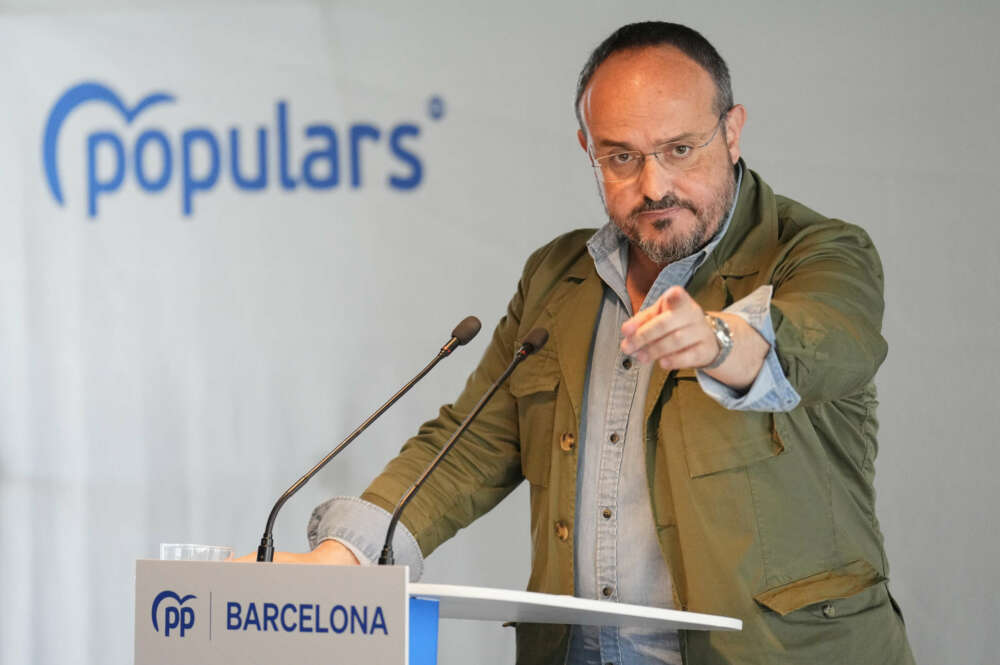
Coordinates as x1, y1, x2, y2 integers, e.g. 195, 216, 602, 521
43, 81, 432, 219
151, 590, 197, 637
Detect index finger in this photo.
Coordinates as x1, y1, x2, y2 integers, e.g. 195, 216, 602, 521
621, 301, 661, 338
621, 285, 688, 338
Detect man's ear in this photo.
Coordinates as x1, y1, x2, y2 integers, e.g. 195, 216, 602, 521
577, 128, 588, 152
724, 104, 746, 164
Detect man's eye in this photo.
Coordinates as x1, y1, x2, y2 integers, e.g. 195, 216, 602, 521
609, 152, 635, 164
671, 145, 693, 158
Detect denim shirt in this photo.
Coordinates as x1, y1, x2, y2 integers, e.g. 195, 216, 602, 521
568, 166, 800, 665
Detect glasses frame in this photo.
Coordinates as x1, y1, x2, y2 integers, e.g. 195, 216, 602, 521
588, 108, 731, 184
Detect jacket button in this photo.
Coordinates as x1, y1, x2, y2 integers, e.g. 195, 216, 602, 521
622, 358, 632, 370
602, 585, 614, 597
602, 508, 612, 519
554, 521, 570, 542
559, 432, 576, 451
822, 603, 836, 618
609, 432, 620, 444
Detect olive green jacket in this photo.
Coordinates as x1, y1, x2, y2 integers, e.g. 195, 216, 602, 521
361, 167, 914, 664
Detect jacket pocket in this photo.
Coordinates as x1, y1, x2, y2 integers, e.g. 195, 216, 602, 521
509, 351, 560, 487
753, 559, 886, 616
674, 370, 784, 477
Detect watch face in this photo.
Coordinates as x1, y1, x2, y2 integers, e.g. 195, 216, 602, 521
703, 315, 733, 370
708, 315, 730, 342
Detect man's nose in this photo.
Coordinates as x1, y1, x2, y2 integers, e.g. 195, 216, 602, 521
636, 153, 673, 202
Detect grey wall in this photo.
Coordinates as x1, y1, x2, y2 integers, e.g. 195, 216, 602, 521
1, 1, 997, 664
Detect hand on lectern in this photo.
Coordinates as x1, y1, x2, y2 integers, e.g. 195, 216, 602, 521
233, 539, 361, 565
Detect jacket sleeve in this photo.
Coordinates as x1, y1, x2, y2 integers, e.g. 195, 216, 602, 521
358, 242, 554, 558
768, 220, 888, 406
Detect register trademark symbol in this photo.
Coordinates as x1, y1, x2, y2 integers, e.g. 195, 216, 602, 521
428, 96, 445, 121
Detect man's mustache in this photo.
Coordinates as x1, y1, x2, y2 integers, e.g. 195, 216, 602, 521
630, 194, 697, 219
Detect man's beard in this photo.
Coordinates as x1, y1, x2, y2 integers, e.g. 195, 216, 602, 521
610, 167, 738, 266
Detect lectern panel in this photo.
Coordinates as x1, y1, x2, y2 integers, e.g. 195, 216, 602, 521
135, 561, 409, 665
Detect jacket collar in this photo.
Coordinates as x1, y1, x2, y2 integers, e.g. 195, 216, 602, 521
704, 161, 775, 279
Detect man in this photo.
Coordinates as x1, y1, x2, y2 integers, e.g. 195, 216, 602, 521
273, 22, 914, 665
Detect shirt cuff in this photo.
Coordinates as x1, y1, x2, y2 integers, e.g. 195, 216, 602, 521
696, 285, 801, 412
307, 496, 424, 582
331, 537, 374, 567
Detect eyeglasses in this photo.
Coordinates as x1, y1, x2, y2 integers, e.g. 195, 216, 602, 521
588, 112, 728, 183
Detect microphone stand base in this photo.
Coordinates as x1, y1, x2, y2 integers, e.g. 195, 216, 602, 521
256, 535, 275, 562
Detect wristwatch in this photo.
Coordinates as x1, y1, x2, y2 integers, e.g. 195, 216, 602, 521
702, 314, 733, 370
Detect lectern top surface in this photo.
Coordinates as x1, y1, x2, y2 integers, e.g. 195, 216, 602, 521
408, 583, 741, 632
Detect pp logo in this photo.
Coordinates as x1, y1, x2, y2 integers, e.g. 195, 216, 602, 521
151, 590, 197, 637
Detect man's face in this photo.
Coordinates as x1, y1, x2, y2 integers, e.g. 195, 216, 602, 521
577, 46, 745, 266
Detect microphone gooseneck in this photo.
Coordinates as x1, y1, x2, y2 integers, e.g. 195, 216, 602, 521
378, 328, 549, 566
256, 316, 481, 562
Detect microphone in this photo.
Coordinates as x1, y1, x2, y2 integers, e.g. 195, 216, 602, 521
256, 316, 482, 562
378, 327, 549, 566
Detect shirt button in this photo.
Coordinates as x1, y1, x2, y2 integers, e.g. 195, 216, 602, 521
822, 603, 836, 618
609, 432, 620, 444
559, 432, 576, 452
602, 508, 612, 519
602, 585, 614, 598
554, 521, 570, 542
622, 358, 632, 370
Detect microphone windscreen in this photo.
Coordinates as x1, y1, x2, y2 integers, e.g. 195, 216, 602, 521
521, 328, 549, 355
452, 316, 482, 345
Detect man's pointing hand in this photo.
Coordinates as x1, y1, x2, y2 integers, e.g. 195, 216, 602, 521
620, 285, 770, 392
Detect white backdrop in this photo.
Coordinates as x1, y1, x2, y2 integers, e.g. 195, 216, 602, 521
1, 2, 997, 664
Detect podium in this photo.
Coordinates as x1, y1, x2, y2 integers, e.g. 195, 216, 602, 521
135, 560, 741, 664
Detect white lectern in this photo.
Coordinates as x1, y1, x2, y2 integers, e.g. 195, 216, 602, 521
135, 560, 741, 665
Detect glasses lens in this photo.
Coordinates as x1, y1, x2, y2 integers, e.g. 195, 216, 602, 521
597, 152, 641, 182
